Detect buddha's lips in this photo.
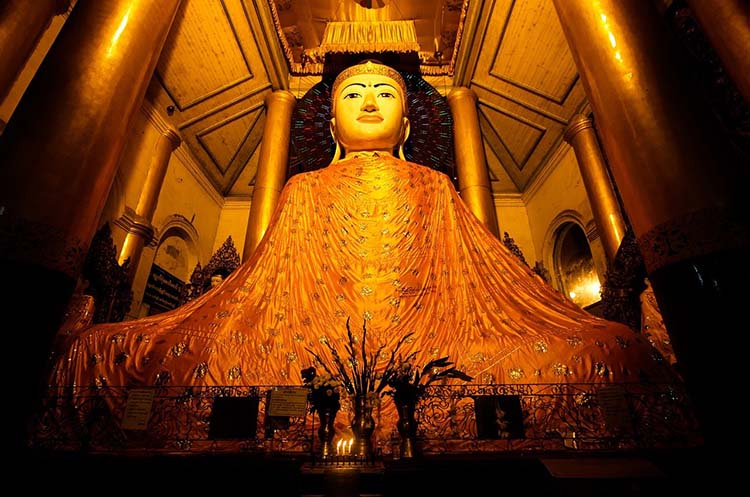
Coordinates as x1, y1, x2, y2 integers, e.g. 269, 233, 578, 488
357, 115, 383, 123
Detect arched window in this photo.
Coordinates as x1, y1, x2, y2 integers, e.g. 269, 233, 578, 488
554, 222, 601, 308
140, 217, 200, 317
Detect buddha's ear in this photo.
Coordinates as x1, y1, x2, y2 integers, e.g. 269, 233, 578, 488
330, 118, 341, 163
398, 117, 411, 161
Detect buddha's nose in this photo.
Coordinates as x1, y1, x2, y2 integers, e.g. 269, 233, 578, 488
361, 91, 378, 111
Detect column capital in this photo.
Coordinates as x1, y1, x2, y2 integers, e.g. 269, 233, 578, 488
563, 114, 593, 143
265, 89, 297, 107
446, 86, 477, 105
114, 208, 155, 243
162, 127, 181, 149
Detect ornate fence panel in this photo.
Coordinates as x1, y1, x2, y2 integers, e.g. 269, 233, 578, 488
32, 382, 701, 454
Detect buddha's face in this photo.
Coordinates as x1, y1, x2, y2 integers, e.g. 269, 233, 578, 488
331, 72, 408, 155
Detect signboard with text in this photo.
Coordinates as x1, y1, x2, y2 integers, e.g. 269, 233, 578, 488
267, 387, 309, 417
121, 389, 156, 430
142, 264, 184, 313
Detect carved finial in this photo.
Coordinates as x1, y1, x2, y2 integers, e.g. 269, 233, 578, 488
502, 232, 528, 266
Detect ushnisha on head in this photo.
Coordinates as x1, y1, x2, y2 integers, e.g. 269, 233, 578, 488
329, 60, 410, 162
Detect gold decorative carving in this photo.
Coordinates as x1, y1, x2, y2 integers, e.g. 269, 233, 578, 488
637, 207, 749, 273
320, 20, 420, 55
502, 232, 527, 266
601, 229, 646, 331
180, 236, 241, 304
81, 223, 133, 324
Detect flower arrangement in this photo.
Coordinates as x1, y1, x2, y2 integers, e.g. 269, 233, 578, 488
303, 317, 473, 405
304, 317, 414, 402
300, 366, 342, 413
380, 355, 474, 405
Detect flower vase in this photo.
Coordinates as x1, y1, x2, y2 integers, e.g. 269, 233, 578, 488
396, 400, 418, 458
351, 395, 376, 459
317, 407, 336, 459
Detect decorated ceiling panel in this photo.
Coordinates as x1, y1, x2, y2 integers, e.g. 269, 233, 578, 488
463, 0, 587, 192
146, 0, 586, 197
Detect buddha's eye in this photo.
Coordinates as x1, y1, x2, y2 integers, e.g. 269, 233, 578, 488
343, 92, 361, 100
378, 92, 395, 99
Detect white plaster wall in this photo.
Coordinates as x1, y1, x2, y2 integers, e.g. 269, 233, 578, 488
524, 145, 607, 290
494, 195, 536, 264
213, 198, 251, 258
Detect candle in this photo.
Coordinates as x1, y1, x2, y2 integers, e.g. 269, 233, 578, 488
336, 439, 342, 456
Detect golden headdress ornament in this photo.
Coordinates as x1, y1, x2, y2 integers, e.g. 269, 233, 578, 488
331, 60, 407, 102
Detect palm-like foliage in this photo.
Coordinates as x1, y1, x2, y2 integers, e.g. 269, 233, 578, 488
304, 317, 472, 404
305, 317, 414, 398
380, 356, 473, 404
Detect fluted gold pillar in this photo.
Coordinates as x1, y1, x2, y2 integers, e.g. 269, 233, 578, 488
243, 90, 296, 261
0, 0, 182, 450
0, 0, 62, 104
446, 87, 500, 238
564, 114, 626, 262
554, 0, 749, 448
119, 126, 181, 280
686, 0, 750, 105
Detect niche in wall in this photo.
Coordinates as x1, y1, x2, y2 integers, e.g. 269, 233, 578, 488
554, 222, 601, 308
142, 234, 191, 316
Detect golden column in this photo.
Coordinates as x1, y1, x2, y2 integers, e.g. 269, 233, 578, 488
0, 0, 63, 104
686, 0, 750, 105
243, 90, 297, 261
563, 114, 626, 262
0, 0, 182, 450
447, 87, 500, 238
119, 126, 182, 281
553, 0, 749, 448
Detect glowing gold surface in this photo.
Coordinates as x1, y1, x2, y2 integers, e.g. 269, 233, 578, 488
243, 90, 297, 260
447, 87, 499, 238
564, 115, 625, 261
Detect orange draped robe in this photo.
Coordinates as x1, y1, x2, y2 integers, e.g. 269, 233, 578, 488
49, 155, 677, 444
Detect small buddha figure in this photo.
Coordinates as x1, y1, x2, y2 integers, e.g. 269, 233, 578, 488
206, 269, 230, 292
209, 273, 224, 288
46, 60, 680, 448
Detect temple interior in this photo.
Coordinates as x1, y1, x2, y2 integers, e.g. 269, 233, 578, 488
1, 0, 748, 495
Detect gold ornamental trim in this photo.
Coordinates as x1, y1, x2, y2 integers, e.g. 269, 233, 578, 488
637, 207, 750, 273
320, 21, 420, 54
332, 60, 407, 101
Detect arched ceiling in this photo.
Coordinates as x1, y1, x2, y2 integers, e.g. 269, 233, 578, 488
146, 0, 588, 198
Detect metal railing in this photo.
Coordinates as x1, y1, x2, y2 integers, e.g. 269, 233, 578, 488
31, 382, 701, 454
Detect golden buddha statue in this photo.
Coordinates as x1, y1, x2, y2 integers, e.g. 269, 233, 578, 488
46, 60, 679, 448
